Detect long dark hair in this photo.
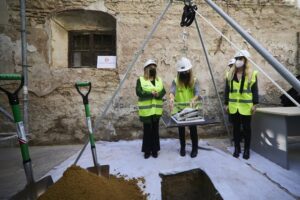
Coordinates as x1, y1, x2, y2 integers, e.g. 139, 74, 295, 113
177, 70, 194, 88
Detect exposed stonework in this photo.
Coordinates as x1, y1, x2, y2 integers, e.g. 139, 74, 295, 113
0, 0, 299, 144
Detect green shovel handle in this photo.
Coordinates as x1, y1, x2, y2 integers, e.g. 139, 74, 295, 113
75, 81, 91, 87
0, 74, 24, 105
0, 74, 30, 162
75, 81, 92, 105
0, 74, 22, 80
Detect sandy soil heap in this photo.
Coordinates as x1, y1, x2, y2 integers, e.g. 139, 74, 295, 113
38, 165, 147, 200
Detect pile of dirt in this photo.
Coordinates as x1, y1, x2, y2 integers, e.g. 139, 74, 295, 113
38, 165, 147, 200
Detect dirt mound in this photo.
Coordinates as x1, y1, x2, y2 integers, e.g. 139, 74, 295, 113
38, 165, 147, 200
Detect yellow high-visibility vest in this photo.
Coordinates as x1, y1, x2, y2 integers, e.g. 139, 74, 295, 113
173, 77, 197, 114
227, 70, 258, 115
138, 76, 164, 117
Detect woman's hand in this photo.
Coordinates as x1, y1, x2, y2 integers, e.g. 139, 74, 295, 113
169, 98, 174, 112
152, 91, 158, 97
190, 99, 196, 108
224, 105, 229, 113
251, 105, 257, 114
190, 97, 199, 108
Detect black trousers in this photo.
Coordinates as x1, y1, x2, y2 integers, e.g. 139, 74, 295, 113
230, 112, 252, 150
178, 126, 198, 150
142, 117, 160, 153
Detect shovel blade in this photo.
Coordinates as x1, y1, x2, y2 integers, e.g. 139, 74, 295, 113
10, 176, 53, 200
87, 165, 110, 178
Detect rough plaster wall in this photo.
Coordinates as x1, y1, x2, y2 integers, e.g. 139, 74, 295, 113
0, 0, 299, 144
50, 20, 68, 68
0, 0, 9, 25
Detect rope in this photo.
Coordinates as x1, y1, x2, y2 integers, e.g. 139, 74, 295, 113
194, 10, 300, 107
0, 106, 14, 122
0, 135, 17, 142
194, 18, 232, 142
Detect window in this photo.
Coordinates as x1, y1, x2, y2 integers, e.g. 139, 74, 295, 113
68, 31, 116, 68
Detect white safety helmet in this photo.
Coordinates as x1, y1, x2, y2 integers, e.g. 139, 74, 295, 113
144, 59, 157, 69
176, 57, 192, 72
234, 50, 251, 59
228, 58, 236, 66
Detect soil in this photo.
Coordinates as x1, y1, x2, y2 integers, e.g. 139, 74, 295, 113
38, 165, 147, 200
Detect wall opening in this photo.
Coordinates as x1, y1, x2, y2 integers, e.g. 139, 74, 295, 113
50, 10, 116, 68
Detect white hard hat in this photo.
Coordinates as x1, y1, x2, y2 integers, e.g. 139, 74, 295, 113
176, 57, 192, 72
144, 59, 157, 68
228, 58, 236, 66
234, 50, 251, 59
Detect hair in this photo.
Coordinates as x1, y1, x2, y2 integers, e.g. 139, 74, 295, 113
227, 57, 253, 94
143, 64, 157, 80
177, 69, 195, 88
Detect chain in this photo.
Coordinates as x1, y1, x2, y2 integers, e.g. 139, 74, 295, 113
182, 28, 189, 56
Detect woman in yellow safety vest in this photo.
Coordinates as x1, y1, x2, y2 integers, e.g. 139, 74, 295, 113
169, 57, 201, 158
136, 59, 166, 159
224, 50, 259, 159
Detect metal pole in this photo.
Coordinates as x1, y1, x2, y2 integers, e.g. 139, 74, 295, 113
204, 0, 300, 94
0, 106, 14, 122
194, 18, 231, 141
20, 0, 29, 133
74, 1, 172, 165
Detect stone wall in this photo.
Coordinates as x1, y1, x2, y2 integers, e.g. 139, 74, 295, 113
0, 0, 299, 144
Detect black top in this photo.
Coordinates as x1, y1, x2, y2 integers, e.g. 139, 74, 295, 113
224, 73, 259, 105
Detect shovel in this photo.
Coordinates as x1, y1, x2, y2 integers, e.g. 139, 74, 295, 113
75, 81, 109, 178
0, 74, 53, 199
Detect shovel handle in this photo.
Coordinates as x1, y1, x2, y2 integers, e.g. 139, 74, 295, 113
0, 74, 24, 105
76, 81, 91, 87
0, 73, 22, 80
75, 81, 92, 105
0, 74, 32, 182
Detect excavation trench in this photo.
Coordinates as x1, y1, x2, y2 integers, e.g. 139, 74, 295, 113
160, 168, 222, 200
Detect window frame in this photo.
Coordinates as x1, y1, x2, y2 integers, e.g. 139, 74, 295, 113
68, 31, 116, 68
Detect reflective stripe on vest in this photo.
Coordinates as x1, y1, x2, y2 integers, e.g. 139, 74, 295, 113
227, 70, 258, 115
138, 76, 164, 117
173, 77, 197, 114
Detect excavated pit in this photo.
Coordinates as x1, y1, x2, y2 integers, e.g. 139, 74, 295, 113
160, 168, 222, 200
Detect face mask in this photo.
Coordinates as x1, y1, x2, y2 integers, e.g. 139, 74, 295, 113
235, 60, 244, 68
149, 68, 156, 77
179, 72, 190, 82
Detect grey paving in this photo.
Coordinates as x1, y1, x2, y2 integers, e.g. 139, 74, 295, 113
0, 145, 81, 199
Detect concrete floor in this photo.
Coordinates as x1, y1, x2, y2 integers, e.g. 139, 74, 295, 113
0, 145, 81, 199
289, 143, 300, 172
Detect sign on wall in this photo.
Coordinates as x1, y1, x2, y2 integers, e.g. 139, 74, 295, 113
97, 56, 116, 69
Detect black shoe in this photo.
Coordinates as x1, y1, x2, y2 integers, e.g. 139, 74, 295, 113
144, 152, 150, 159
190, 150, 198, 158
243, 149, 250, 160
152, 151, 158, 158
233, 151, 239, 158
233, 146, 240, 158
180, 148, 186, 157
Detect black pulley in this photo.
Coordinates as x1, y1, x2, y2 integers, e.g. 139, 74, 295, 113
180, 4, 198, 27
